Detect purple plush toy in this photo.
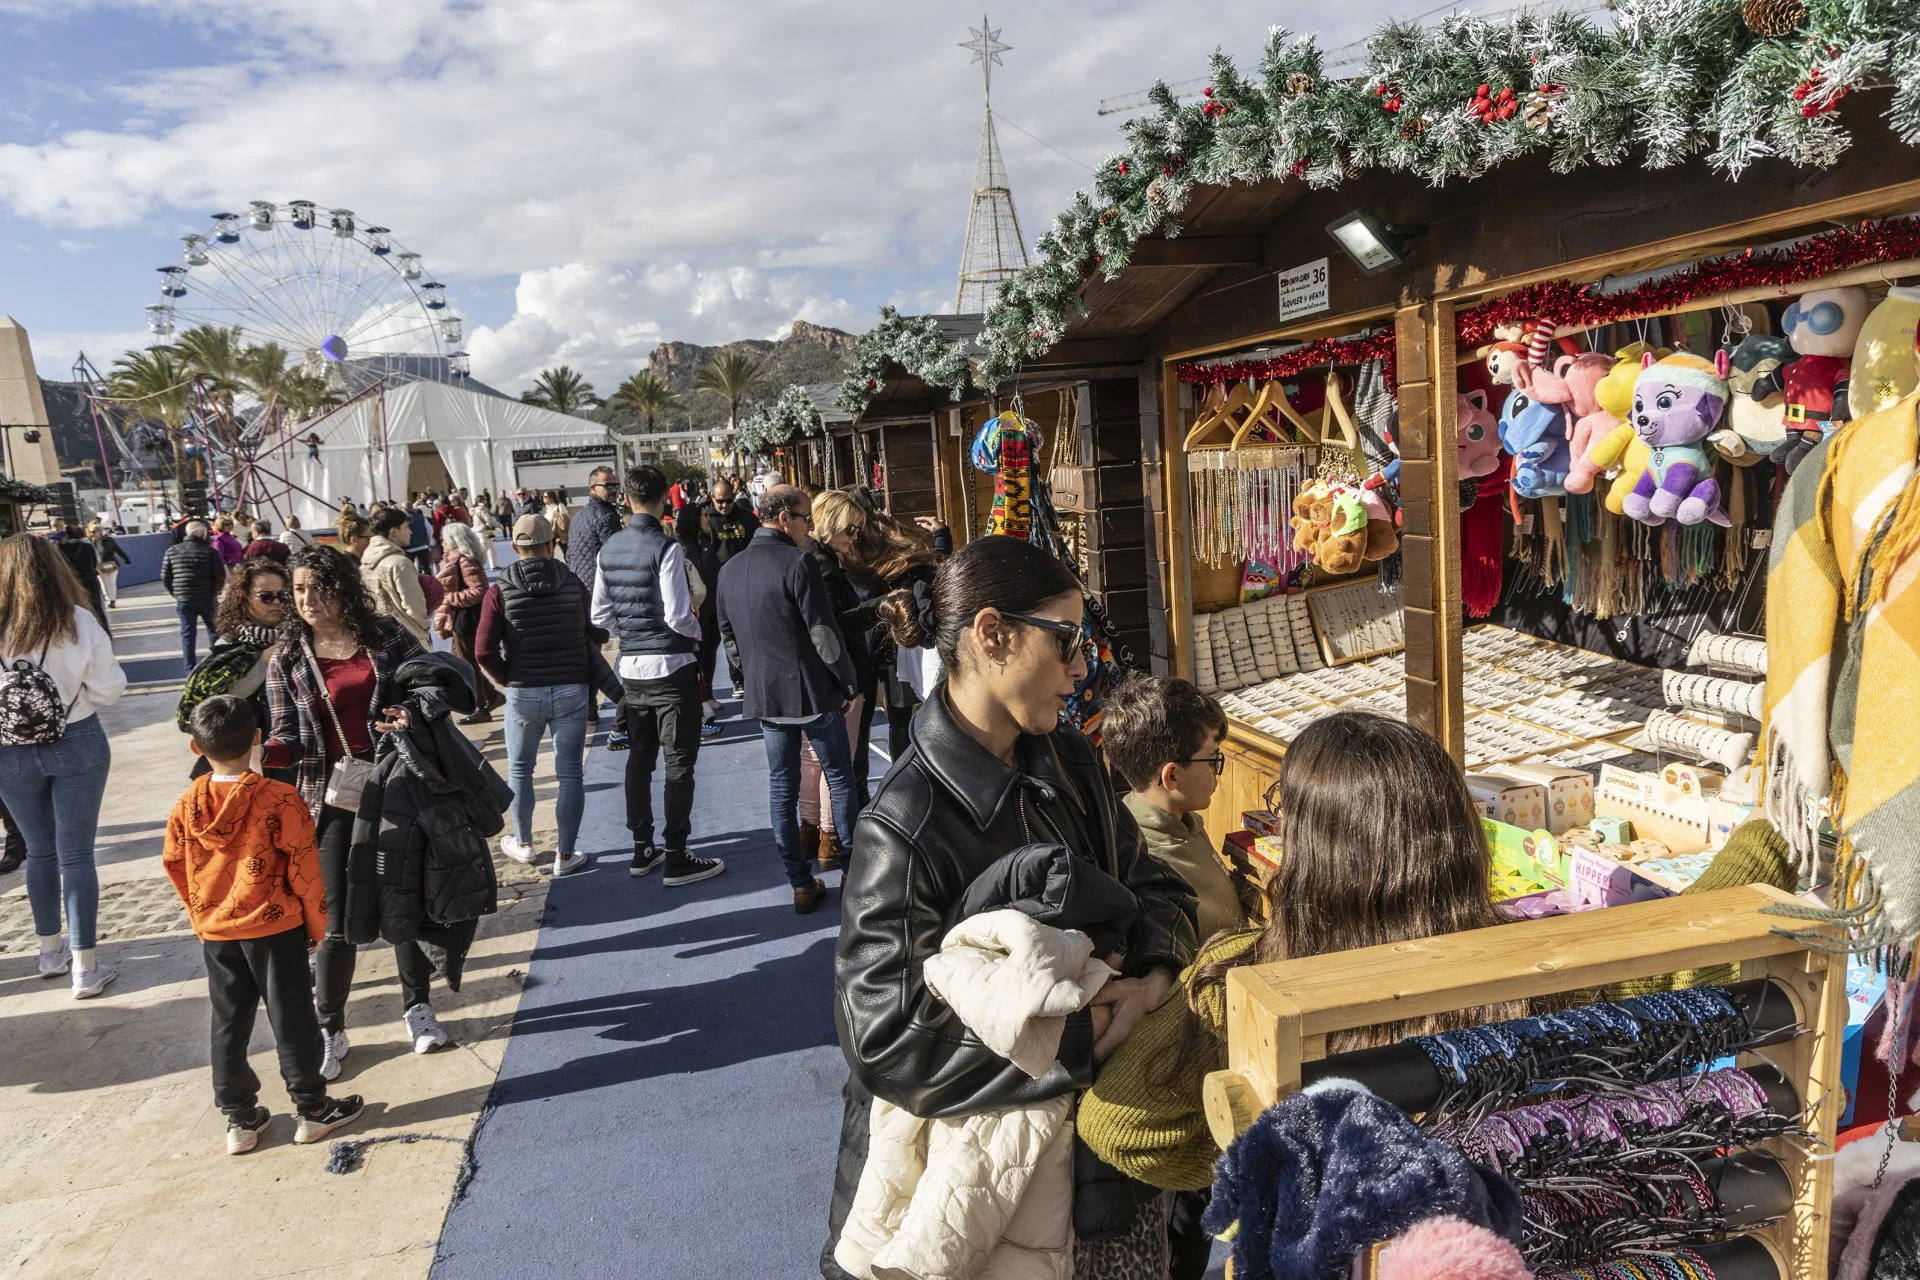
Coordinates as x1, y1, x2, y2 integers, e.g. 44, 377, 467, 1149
1598, 349, 1733, 527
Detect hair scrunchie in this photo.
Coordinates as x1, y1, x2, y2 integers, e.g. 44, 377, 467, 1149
911, 578, 937, 643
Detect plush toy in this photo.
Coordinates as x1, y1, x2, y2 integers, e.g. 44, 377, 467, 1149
1768, 285, 1869, 472
1543, 353, 1617, 495
1583, 345, 1664, 513
1709, 333, 1797, 466
1288, 480, 1375, 575
1457, 390, 1501, 479
1605, 350, 1733, 527
1498, 362, 1575, 498
1356, 485, 1398, 561
1485, 340, 1528, 387
1850, 285, 1920, 417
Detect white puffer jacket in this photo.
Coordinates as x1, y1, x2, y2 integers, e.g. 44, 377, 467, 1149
835, 910, 1113, 1280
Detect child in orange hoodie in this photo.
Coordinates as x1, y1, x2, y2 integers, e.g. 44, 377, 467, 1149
165, 695, 365, 1154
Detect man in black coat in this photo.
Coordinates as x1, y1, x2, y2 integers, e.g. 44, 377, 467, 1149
715, 486, 858, 914
691, 477, 759, 565
161, 520, 226, 670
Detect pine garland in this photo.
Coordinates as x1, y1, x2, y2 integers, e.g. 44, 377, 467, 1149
836, 305, 974, 418
846, 0, 1920, 401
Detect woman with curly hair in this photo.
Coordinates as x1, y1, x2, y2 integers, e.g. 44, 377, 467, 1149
177, 559, 291, 779
261, 544, 427, 1079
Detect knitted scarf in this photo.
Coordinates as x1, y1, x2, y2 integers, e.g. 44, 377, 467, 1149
1763, 390, 1920, 958
988, 412, 1034, 540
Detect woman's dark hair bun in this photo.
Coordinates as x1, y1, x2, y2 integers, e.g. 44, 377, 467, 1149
877, 589, 927, 649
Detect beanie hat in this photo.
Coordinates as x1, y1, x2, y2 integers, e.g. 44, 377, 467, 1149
1636, 350, 1728, 401
1375, 1215, 1533, 1280
1203, 1078, 1524, 1280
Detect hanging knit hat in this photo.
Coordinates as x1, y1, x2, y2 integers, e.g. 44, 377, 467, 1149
1374, 1215, 1533, 1280
1203, 1078, 1524, 1280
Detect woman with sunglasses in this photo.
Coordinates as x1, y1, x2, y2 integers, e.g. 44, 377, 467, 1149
178, 560, 294, 781
821, 535, 1197, 1277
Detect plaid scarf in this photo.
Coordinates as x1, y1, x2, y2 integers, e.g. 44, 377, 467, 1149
1763, 390, 1920, 959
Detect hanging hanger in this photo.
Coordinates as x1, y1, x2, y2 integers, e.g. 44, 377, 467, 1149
1185, 380, 1255, 450
1180, 383, 1230, 449
1269, 377, 1320, 444
1232, 380, 1294, 449
1320, 370, 1362, 452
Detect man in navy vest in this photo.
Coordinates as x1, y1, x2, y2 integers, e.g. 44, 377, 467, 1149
715, 485, 858, 915
590, 465, 725, 886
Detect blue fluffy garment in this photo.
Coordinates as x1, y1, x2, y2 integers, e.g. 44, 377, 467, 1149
1203, 1078, 1523, 1280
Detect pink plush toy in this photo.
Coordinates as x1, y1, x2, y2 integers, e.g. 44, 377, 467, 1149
1375, 1215, 1532, 1280
1457, 390, 1501, 479
1555, 352, 1618, 495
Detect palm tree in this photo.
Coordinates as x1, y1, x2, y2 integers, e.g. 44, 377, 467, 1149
165, 323, 251, 451
520, 366, 599, 415
105, 348, 195, 509
693, 348, 766, 438
606, 371, 680, 434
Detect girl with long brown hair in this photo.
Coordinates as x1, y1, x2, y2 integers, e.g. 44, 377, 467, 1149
0, 535, 128, 998
1077, 711, 1524, 1198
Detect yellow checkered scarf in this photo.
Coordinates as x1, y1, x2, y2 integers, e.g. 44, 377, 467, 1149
1763, 389, 1920, 952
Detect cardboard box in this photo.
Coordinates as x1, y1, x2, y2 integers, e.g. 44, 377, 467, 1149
1595, 764, 1712, 852
1569, 846, 1673, 908
1488, 763, 1596, 833
1483, 818, 1569, 890
1468, 775, 1549, 832
1241, 809, 1282, 838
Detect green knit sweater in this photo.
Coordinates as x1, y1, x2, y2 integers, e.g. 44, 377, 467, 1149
1078, 929, 1260, 1191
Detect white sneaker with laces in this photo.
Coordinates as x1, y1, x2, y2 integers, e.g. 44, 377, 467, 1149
500, 834, 537, 865
548, 851, 587, 877
404, 1003, 449, 1054
37, 944, 71, 979
319, 1029, 350, 1081
71, 963, 116, 999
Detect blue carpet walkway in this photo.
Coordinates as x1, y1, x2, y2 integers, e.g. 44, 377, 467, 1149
433, 702, 862, 1279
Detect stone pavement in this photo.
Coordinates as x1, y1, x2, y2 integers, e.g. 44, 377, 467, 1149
0, 582, 567, 1279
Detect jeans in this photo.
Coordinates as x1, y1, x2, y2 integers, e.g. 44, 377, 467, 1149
0, 714, 111, 948
763, 710, 856, 890
176, 597, 217, 670
799, 696, 864, 835
623, 664, 702, 853
504, 683, 589, 853
205, 925, 326, 1119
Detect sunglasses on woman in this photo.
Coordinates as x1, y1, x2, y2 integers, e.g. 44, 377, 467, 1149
999, 611, 1083, 664
253, 590, 289, 604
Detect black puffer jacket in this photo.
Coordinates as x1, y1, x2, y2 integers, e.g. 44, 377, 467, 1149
161, 536, 225, 604
344, 653, 511, 945
834, 690, 1196, 1120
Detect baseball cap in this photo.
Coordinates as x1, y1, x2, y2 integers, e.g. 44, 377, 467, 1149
512, 513, 553, 546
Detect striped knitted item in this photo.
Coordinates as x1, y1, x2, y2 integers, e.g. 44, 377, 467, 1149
988, 413, 1034, 540
1763, 390, 1920, 954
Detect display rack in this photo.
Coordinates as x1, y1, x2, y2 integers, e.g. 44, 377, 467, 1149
1201, 886, 1846, 1280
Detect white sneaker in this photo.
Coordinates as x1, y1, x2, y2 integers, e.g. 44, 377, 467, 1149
548, 851, 588, 877
500, 834, 538, 865
37, 944, 71, 978
71, 964, 116, 999
319, 1029, 350, 1082
404, 1003, 449, 1054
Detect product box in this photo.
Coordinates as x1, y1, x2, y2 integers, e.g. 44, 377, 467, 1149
1241, 809, 1282, 839
1252, 836, 1285, 870
1487, 763, 1596, 833
1708, 798, 1755, 851
1468, 776, 1549, 832
1595, 764, 1712, 852
1483, 818, 1570, 891
1569, 846, 1673, 908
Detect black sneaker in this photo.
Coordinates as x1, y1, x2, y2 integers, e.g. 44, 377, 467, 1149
663, 851, 726, 887
225, 1104, 272, 1155
629, 845, 664, 878
293, 1095, 364, 1145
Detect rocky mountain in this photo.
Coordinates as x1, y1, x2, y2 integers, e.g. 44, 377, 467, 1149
614, 320, 856, 435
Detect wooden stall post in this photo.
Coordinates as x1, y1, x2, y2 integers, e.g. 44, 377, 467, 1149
1162, 371, 1195, 680
1396, 300, 1466, 761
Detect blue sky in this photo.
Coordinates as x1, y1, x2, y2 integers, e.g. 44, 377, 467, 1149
0, 0, 1387, 394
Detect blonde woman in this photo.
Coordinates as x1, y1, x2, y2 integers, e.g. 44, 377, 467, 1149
0, 535, 128, 997
86, 520, 131, 609
795, 490, 872, 867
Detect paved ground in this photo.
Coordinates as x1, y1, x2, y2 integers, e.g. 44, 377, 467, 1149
0, 582, 558, 1280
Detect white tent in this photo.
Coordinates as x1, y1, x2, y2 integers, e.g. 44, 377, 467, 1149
282, 379, 605, 528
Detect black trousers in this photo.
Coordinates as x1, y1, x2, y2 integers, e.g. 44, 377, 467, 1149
623, 664, 702, 853
205, 924, 326, 1119
312, 798, 469, 1032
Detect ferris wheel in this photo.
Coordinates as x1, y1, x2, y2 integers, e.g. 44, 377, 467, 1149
145, 200, 469, 378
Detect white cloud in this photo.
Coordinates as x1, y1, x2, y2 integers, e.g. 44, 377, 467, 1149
55, 238, 94, 253
15, 326, 153, 381
1, 0, 1386, 389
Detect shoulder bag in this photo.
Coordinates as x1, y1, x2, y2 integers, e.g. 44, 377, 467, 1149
307, 640, 378, 812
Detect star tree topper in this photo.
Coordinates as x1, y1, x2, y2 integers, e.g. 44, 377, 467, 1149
961, 15, 1010, 101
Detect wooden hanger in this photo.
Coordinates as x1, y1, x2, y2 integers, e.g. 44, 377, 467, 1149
1181, 384, 1228, 449
1319, 371, 1362, 452
1184, 381, 1255, 450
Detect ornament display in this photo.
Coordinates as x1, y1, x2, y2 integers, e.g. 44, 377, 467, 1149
1741, 0, 1806, 36
1145, 177, 1171, 214
1286, 73, 1314, 97
1523, 88, 1563, 132
1849, 285, 1920, 417
1611, 350, 1734, 527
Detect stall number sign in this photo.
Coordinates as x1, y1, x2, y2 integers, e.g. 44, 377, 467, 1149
1277, 258, 1331, 322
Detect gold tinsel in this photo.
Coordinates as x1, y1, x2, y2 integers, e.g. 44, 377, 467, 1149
1741, 0, 1807, 36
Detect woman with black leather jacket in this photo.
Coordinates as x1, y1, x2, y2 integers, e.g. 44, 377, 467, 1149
822, 534, 1197, 1279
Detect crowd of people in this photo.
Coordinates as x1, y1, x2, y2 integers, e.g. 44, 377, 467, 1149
0, 457, 1624, 1280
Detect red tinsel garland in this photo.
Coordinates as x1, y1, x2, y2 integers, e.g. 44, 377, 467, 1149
1175, 215, 1920, 385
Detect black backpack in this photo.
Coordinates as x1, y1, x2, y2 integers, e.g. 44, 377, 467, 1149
0, 644, 74, 746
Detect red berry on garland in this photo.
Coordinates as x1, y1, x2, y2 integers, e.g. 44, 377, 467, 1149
1117, 160, 1129, 176
864, 378, 875, 391
1478, 84, 1491, 95
1203, 86, 1214, 97
1385, 96, 1403, 113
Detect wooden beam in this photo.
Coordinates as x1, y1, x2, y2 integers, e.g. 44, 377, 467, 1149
1395, 301, 1464, 762
1126, 236, 1265, 269
1031, 338, 1148, 368
1162, 369, 1194, 681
